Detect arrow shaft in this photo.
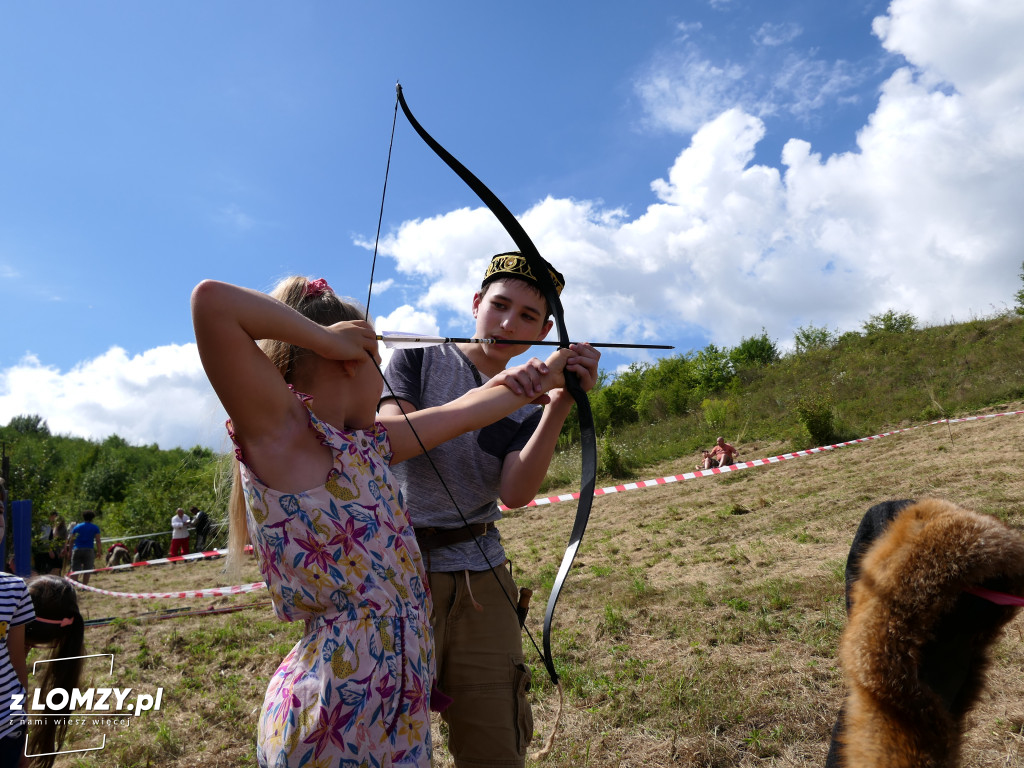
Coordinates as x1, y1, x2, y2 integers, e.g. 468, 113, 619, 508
378, 334, 672, 350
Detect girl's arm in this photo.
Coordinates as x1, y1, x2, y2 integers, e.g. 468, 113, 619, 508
191, 280, 377, 461
381, 348, 571, 465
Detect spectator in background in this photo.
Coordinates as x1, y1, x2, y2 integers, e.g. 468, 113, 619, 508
708, 436, 739, 468
191, 506, 211, 551
134, 538, 163, 563
170, 507, 191, 557
67, 511, 102, 584
44, 513, 68, 574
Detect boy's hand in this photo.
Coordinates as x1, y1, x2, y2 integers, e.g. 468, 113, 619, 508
324, 320, 381, 364
565, 343, 600, 392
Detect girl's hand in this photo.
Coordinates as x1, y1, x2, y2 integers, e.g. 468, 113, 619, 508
324, 320, 381, 365
488, 357, 551, 403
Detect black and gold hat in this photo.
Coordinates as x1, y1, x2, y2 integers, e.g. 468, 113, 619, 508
483, 251, 564, 295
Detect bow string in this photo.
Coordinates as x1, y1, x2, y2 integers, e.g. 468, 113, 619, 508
388, 83, 598, 687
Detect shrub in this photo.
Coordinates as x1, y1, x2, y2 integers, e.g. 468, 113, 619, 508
701, 398, 733, 430
1015, 259, 1024, 316
862, 309, 917, 335
599, 433, 630, 478
795, 392, 836, 447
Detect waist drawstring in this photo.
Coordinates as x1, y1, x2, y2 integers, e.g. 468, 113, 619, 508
464, 570, 484, 612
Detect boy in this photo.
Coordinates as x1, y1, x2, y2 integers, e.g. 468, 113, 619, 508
379, 251, 599, 767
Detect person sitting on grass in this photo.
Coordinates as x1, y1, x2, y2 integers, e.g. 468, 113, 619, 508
698, 437, 739, 469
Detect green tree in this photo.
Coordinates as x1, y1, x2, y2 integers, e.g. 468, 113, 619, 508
7, 414, 50, 436
793, 324, 837, 354
691, 344, 734, 395
634, 355, 693, 420
730, 329, 779, 368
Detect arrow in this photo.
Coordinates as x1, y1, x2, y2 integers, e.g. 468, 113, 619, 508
377, 331, 673, 350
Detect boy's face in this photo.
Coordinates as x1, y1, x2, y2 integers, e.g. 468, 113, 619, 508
472, 279, 553, 361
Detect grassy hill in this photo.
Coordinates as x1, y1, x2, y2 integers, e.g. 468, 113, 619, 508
45, 397, 1024, 766
545, 311, 1024, 489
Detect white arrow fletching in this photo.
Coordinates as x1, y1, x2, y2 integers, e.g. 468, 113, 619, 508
378, 332, 448, 349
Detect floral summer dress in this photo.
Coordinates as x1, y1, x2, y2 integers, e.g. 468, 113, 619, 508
232, 393, 433, 768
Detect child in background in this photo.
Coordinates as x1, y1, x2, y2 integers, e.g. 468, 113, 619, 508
191, 276, 571, 768
24, 575, 85, 768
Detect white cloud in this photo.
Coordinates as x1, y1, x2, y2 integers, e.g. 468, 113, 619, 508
772, 55, 863, 119
675, 21, 703, 40
0, 345, 228, 451
375, 0, 1024, 357
215, 203, 257, 233
635, 49, 759, 134
873, 0, 1024, 104
7, 0, 1023, 448
753, 22, 803, 47
371, 278, 395, 294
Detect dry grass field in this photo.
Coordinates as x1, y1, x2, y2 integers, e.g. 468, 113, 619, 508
40, 402, 1024, 767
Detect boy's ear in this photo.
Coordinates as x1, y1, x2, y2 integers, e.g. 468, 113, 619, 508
537, 318, 554, 340
471, 291, 483, 318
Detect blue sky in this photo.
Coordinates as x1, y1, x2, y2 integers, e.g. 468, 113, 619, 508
2, 0, 1022, 449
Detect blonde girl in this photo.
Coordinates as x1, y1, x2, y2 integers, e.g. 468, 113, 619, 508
191, 276, 568, 768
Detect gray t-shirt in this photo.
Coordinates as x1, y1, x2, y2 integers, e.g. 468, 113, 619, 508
381, 345, 542, 571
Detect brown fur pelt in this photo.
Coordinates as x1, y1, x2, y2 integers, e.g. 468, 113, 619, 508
836, 498, 1024, 767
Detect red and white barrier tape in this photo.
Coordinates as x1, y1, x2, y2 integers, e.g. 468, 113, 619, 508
67, 578, 267, 600
68, 546, 254, 577
500, 410, 1024, 511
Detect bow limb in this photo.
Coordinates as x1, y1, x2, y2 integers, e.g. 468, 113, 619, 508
396, 84, 597, 686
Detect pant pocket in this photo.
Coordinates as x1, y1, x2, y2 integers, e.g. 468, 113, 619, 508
513, 661, 534, 753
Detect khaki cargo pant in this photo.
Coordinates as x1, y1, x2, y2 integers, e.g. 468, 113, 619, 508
429, 566, 533, 767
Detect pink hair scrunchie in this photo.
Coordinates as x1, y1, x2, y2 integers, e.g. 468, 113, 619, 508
305, 278, 331, 298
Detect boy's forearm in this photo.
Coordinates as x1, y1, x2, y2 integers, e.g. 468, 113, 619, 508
499, 404, 571, 508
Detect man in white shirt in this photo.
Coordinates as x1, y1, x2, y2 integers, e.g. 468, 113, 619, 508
169, 507, 191, 557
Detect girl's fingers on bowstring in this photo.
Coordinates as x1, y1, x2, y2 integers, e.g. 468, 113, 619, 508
326, 320, 381, 364
494, 358, 549, 398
